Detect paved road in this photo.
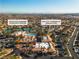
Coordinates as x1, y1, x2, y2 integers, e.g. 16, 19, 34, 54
67, 26, 79, 59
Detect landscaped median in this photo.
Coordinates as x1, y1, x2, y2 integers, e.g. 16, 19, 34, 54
0, 48, 13, 59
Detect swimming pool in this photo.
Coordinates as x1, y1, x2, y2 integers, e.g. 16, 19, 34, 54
25, 33, 36, 36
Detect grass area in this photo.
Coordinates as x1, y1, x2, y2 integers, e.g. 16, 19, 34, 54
7, 54, 22, 59
0, 48, 13, 57
9, 55, 18, 59
0, 49, 8, 56
0, 51, 6, 56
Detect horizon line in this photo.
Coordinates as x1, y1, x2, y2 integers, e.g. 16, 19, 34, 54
0, 12, 79, 14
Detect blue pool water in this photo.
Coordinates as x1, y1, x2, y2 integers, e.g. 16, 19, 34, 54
25, 33, 36, 36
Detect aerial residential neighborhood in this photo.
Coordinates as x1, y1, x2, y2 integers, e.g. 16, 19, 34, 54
0, 14, 79, 59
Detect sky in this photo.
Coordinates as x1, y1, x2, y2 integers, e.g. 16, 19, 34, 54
0, 0, 79, 13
